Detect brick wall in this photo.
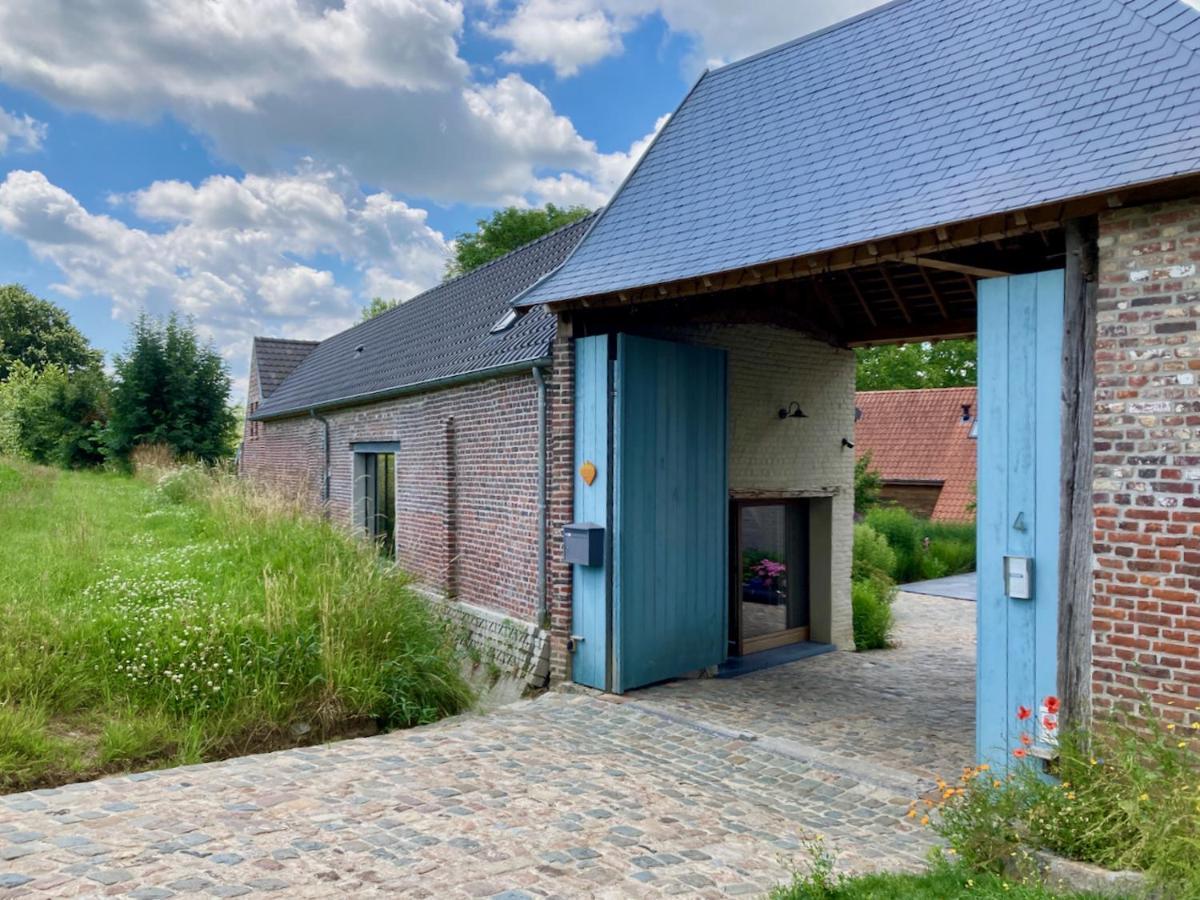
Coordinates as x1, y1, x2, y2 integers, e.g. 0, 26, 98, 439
241, 370, 546, 623
1093, 197, 1200, 725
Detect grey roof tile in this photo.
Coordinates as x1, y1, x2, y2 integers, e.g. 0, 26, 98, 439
253, 213, 595, 419
253, 338, 318, 399
518, 0, 1200, 306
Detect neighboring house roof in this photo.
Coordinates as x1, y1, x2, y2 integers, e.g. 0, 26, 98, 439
855, 387, 977, 521
518, 0, 1200, 307
252, 337, 319, 400
253, 213, 597, 420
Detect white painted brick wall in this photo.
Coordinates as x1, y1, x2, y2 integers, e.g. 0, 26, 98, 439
645, 324, 858, 649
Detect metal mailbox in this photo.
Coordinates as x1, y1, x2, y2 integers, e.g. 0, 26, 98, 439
564, 523, 605, 567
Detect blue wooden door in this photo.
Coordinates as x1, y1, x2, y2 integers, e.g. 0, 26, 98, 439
571, 335, 611, 690
613, 334, 728, 692
976, 270, 1063, 767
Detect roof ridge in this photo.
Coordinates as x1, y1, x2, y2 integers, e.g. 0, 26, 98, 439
363, 209, 599, 333
857, 386, 977, 395
708, 0, 923, 77
253, 336, 320, 345
1114, 0, 1200, 61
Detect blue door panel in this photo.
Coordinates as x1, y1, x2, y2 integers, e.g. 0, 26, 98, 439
976, 270, 1063, 767
613, 334, 728, 692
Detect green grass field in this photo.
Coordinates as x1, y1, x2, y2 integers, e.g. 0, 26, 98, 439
769, 862, 1109, 899
0, 460, 471, 793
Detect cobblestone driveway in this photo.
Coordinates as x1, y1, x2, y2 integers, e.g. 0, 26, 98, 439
0, 593, 973, 898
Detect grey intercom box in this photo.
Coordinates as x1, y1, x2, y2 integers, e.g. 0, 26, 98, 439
1004, 555, 1033, 600
564, 523, 605, 566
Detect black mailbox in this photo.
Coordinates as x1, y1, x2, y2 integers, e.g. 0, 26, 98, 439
563, 523, 605, 566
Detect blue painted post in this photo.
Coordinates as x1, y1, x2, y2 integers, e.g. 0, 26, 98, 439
571, 335, 610, 690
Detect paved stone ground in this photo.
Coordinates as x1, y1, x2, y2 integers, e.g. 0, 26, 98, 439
0, 593, 974, 898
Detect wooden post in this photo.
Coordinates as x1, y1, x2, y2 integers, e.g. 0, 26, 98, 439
1058, 217, 1098, 728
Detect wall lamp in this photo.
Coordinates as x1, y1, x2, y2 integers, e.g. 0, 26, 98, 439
778, 401, 808, 420
841, 438, 855, 449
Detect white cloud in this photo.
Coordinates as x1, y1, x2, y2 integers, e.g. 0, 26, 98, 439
486, 0, 626, 77
0, 106, 46, 154
488, 0, 888, 75
0, 168, 450, 381
0, 0, 632, 206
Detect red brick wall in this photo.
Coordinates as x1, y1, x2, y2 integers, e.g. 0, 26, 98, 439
1092, 197, 1200, 725
241, 369, 546, 623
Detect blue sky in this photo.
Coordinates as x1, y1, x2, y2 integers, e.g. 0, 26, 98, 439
0, 1, 879, 398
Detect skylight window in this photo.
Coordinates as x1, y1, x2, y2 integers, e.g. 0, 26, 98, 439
489, 308, 520, 334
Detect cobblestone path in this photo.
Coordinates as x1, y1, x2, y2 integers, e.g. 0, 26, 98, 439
0, 593, 974, 898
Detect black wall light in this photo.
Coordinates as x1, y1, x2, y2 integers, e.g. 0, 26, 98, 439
778, 401, 808, 420
841, 438, 855, 449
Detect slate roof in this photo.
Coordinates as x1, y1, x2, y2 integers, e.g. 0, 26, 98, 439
855, 387, 977, 522
253, 213, 596, 420
252, 338, 319, 400
519, 0, 1200, 306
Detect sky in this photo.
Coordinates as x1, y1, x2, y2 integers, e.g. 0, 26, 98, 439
0, 0, 883, 400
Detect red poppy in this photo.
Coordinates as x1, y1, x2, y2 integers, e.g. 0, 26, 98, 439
1044, 696, 1060, 715
1017, 705, 1032, 721
1013, 748, 1027, 759
1020, 732, 1033, 747
1043, 716, 1058, 731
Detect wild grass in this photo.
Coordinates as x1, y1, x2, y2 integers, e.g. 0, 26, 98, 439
0, 458, 471, 793
926, 704, 1200, 897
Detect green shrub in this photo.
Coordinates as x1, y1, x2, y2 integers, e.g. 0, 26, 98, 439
851, 578, 894, 650
926, 703, 1200, 897
863, 506, 975, 583
854, 452, 883, 515
852, 523, 895, 584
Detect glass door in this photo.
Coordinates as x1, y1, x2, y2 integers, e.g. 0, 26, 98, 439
360, 452, 396, 556
730, 500, 810, 655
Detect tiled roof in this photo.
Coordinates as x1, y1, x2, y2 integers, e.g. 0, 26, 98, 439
253, 213, 596, 419
252, 338, 318, 399
855, 387, 977, 522
519, 0, 1200, 306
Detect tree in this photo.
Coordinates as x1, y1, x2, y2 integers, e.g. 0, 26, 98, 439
446, 204, 592, 279
0, 284, 102, 380
107, 313, 235, 463
854, 451, 884, 516
0, 362, 108, 467
855, 338, 977, 391
360, 297, 399, 321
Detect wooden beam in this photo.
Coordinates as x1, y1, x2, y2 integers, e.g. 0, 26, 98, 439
847, 317, 976, 346
811, 278, 845, 330
876, 264, 913, 324
903, 255, 1013, 279
844, 270, 878, 328
961, 272, 977, 300
917, 267, 950, 320
1058, 216, 1098, 730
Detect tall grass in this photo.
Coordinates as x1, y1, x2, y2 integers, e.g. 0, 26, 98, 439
0, 458, 471, 793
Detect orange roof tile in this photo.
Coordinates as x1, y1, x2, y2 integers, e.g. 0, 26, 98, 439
855, 387, 977, 522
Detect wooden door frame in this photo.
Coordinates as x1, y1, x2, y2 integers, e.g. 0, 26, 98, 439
728, 497, 811, 657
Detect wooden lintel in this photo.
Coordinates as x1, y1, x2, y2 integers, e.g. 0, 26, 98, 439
847, 317, 976, 347
917, 267, 950, 320
904, 256, 1012, 279
876, 264, 913, 324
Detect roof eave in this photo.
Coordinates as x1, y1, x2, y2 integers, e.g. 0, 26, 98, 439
250, 355, 552, 422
